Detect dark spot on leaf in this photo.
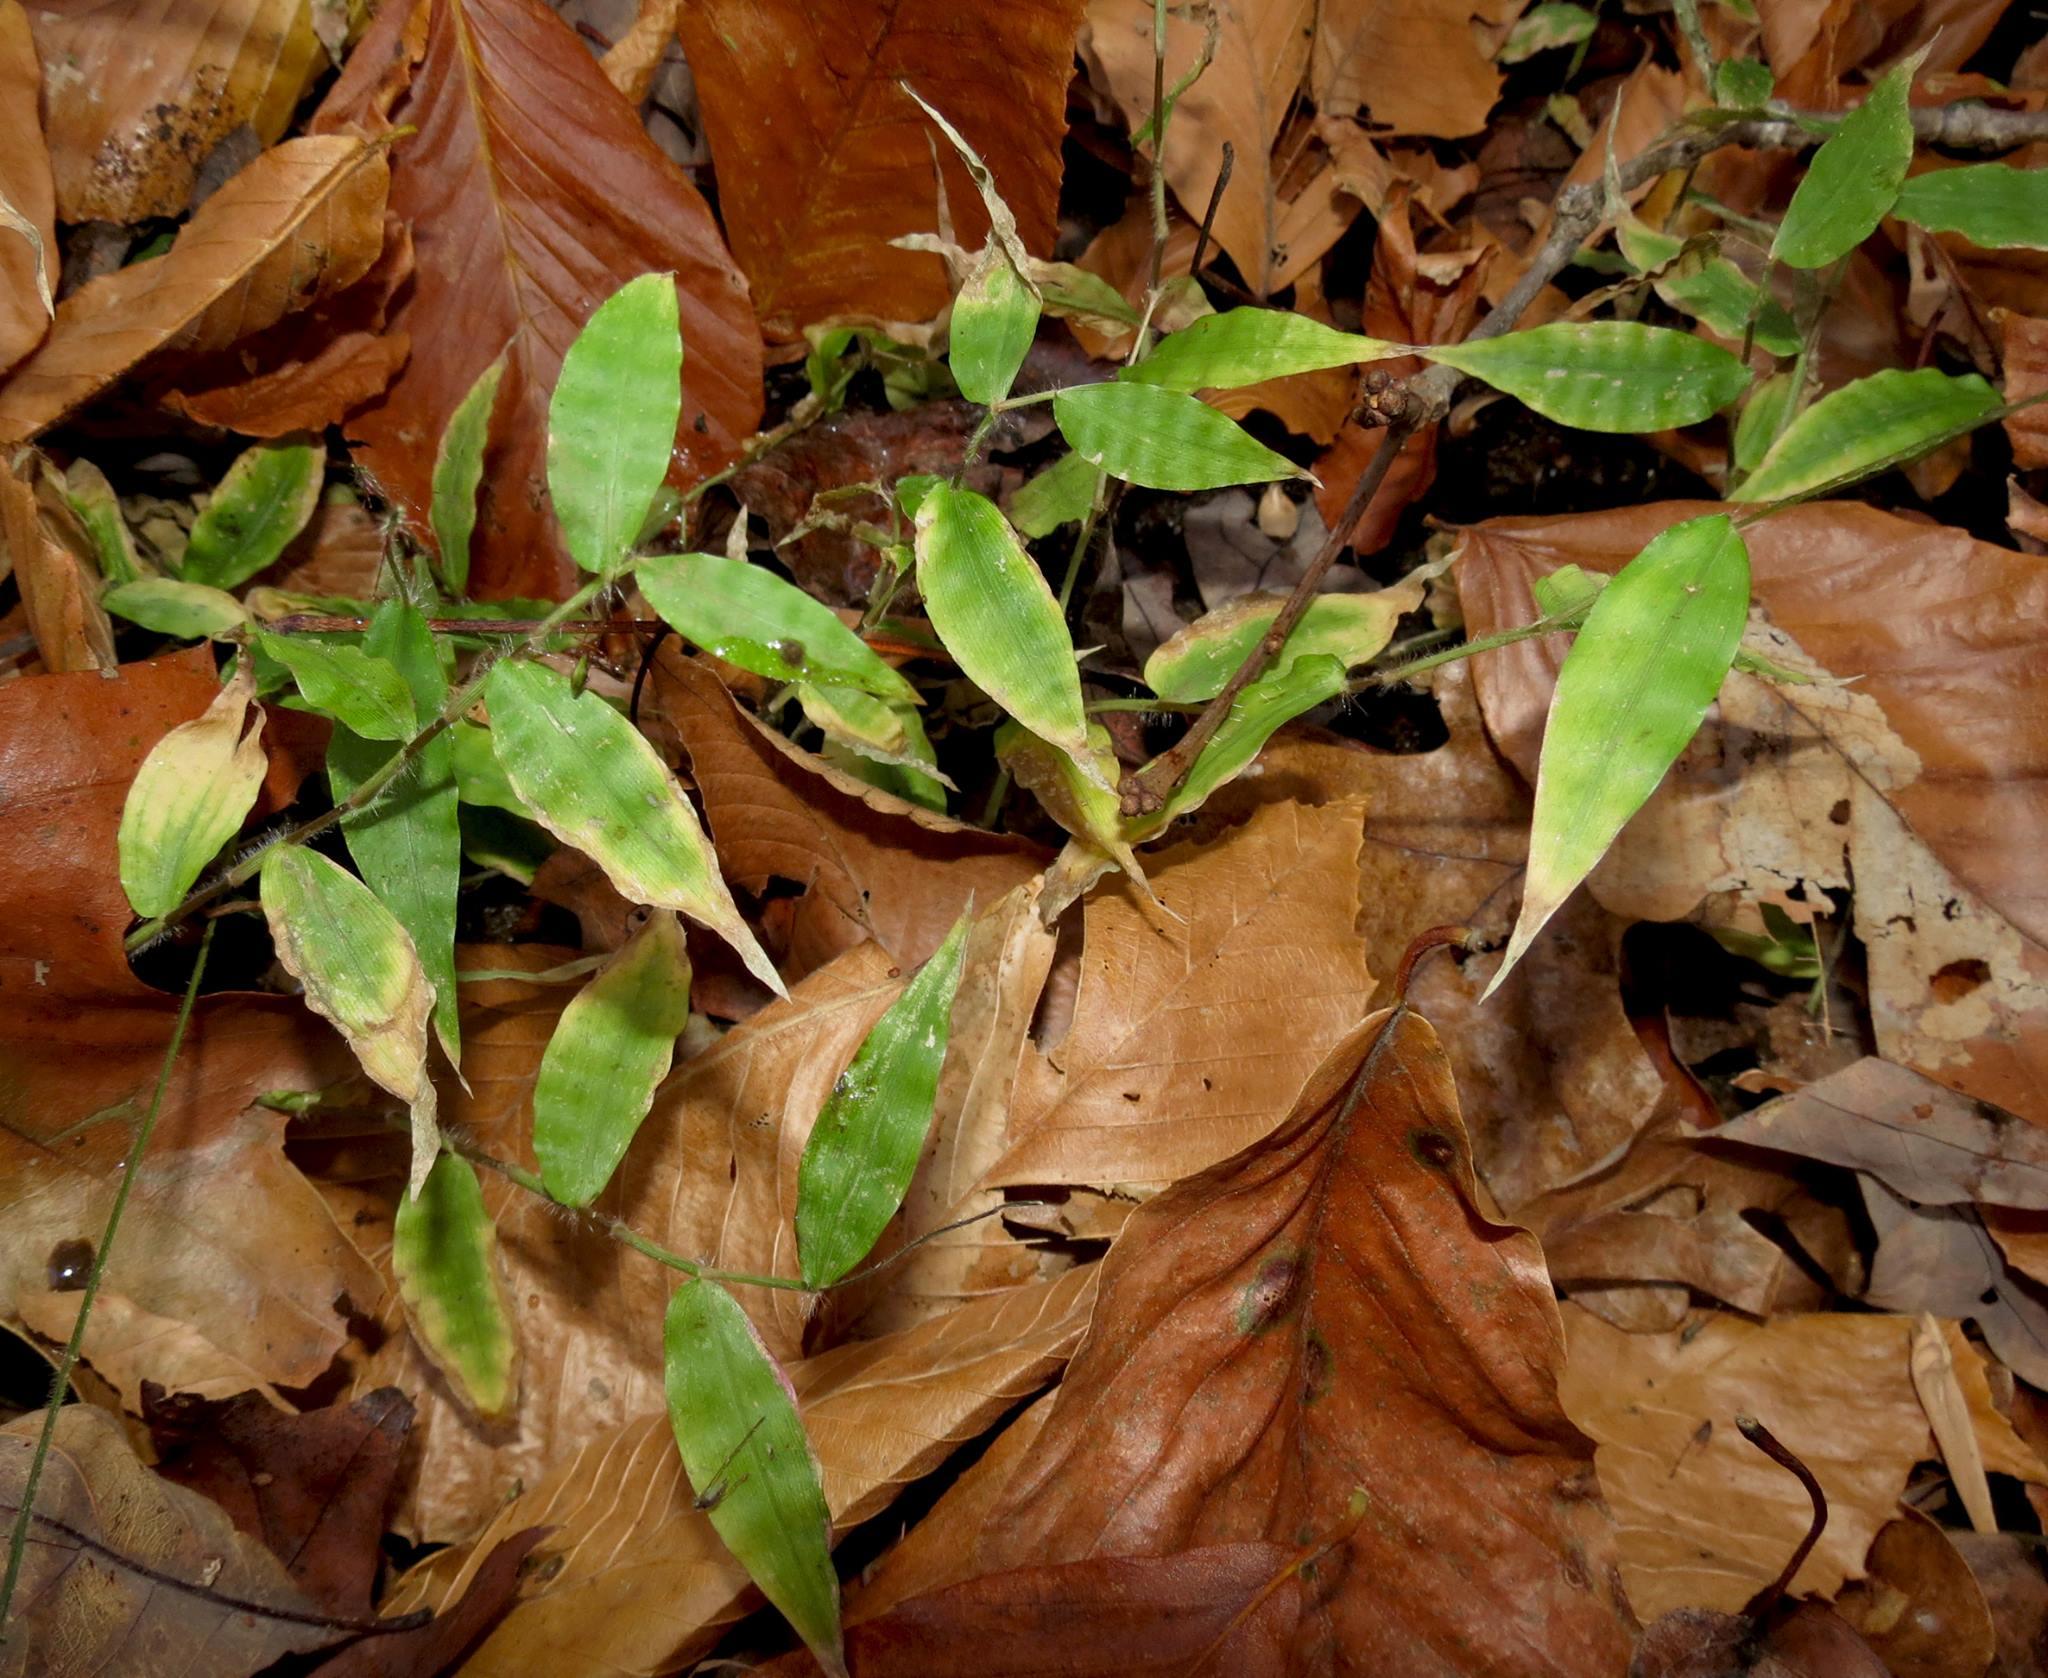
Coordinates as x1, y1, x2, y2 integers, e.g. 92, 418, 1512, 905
46, 1238, 93, 1292
1408, 1128, 1456, 1170
1235, 1252, 1301, 1334
1302, 1329, 1334, 1405
1828, 799, 1849, 825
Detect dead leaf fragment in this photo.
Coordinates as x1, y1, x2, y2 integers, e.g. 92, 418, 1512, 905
0, 135, 389, 446
991, 798, 1378, 1190
0, 1405, 341, 1677
1313, 0, 1524, 138
677, 0, 1087, 335
1832, 1509, 1997, 1678
0, 0, 54, 377
976, 1008, 1636, 1675
315, 0, 761, 597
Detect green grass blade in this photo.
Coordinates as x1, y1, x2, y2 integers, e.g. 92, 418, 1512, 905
1486, 514, 1751, 996
533, 910, 693, 1207
483, 658, 784, 997
393, 1151, 519, 1420
117, 663, 267, 918
1124, 308, 1399, 391
796, 907, 972, 1288
664, 1280, 843, 1675
1426, 322, 1751, 433
1736, 367, 2002, 504
257, 633, 418, 741
1145, 592, 1408, 702
1054, 382, 1308, 490
430, 355, 506, 596
1772, 52, 1921, 269
950, 246, 1041, 407
548, 272, 682, 574
179, 438, 323, 589
1893, 162, 2048, 250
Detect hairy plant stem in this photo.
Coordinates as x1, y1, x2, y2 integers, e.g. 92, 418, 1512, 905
447, 1128, 1039, 1298
1113, 94, 2048, 815
0, 922, 215, 1638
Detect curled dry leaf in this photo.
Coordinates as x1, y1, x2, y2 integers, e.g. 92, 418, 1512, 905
1312, 0, 1524, 138
1455, 501, 2048, 1125
314, 0, 761, 598
0, 1406, 344, 1678
648, 650, 1048, 981
0, 651, 373, 1408
1, 447, 115, 674
377, 1268, 1097, 1678
1559, 1304, 2048, 1621
0, 0, 54, 377
0, 135, 389, 446
967, 1007, 1635, 1674
1832, 1508, 1997, 1678
989, 797, 1378, 1191
29, 0, 327, 223
676, 0, 1086, 337
1083, 0, 1314, 298
1715, 1057, 2048, 1209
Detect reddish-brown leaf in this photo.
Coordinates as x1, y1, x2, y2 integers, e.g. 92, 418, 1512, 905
314, 0, 762, 598
963, 1007, 1636, 1676
676, 0, 1087, 337
151, 1387, 415, 1618
312, 1528, 551, 1678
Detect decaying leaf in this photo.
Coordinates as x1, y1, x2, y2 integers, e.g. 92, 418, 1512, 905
0, 448, 115, 674
0, 1406, 343, 1677
0, 135, 389, 445
314, 0, 761, 597
1455, 501, 2048, 1125
991, 798, 1376, 1189
1559, 1305, 2048, 1621
1313, 0, 1524, 138
0, 0, 54, 378
966, 1007, 1636, 1674
30, 0, 328, 223
675, 0, 1085, 336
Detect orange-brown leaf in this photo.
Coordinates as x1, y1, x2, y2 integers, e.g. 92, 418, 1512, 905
0, 134, 388, 445
315, 0, 762, 598
0, 0, 53, 376
972, 1007, 1636, 1676
676, 0, 1087, 337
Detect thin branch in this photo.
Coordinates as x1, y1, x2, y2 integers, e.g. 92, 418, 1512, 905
1, 923, 215, 1636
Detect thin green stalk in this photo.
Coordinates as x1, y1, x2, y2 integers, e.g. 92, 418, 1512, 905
0, 922, 216, 1638
1349, 610, 1583, 692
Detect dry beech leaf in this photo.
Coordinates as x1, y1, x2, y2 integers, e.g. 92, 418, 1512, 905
1559, 1305, 2048, 1622
675, 0, 1086, 337
1717, 1057, 2048, 1208
766, 1544, 1305, 1678
989, 798, 1377, 1191
598, 0, 681, 103
0, 0, 54, 377
1, 449, 113, 673
29, 0, 327, 223
649, 650, 1047, 981
0, 136, 387, 446
1867, 1184, 2048, 1397
1455, 501, 2048, 1125
1312, 0, 1524, 138
1084, 0, 1313, 297
1762, 0, 2010, 108
313, 0, 761, 598
1190, 665, 1667, 1210
1832, 1508, 1997, 1678
377, 1269, 1097, 1678
0, 1406, 342, 1677
967, 1007, 1635, 1674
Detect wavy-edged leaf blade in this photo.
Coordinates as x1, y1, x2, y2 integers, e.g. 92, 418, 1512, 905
533, 910, 693, 1207
180, 437, 323, 589
430, 355, 505, 596
1055, 382, 1307, 491
392, 1151, 519, 1420
1736, 367, 2002, 504
1487, 514, 1751, 995
118, 661, 266, 918
1124, 308, 1400, 392
1893, 163, 2048, 251
1772, 52, 1922, 269
1425, 322, 1750, 433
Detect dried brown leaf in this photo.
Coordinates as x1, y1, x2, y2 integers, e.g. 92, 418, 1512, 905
1313, 0, 1525, 138
649, 650, 1047, 981
970, 1007, 1635, 1674
1833, 1510, 1996, 1678
378, 1270, 1096, 1678
1455, 501, 2048, 1125
1084, 0, 1315, 297
30, 0, 327, 222
1, 451, 113, 674
0, 1405, 341, 1677
0, 0, 53, 377
675, 0, 1085, 337
0, 135, 388, 446
314, 0, 761, 598
990, 798, 1378, 1191
1559, 1305, 2046, 1621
